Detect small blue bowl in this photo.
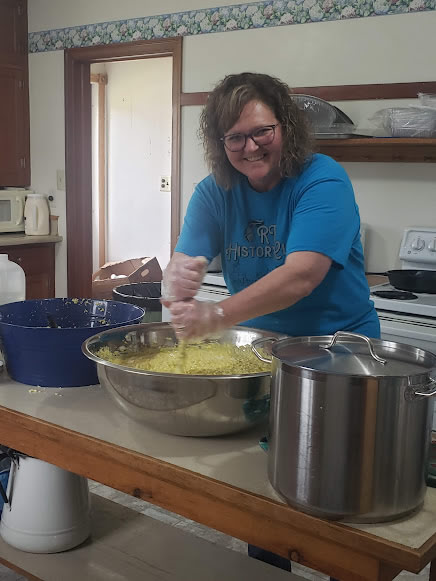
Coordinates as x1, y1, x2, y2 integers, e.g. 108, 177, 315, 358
0, 298, 144, 387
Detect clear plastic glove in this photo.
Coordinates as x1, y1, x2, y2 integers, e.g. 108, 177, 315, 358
168, 299, 226, 340
161, 254, 208, 303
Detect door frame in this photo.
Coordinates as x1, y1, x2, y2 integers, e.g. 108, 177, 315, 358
64, 37, 182, 297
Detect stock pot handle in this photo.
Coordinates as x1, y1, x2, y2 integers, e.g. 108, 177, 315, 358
412, 377, 436, 398
251, 337, 278, 363
321, 331, 387, 365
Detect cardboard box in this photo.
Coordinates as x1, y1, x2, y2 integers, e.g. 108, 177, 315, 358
92, 257, 162, 300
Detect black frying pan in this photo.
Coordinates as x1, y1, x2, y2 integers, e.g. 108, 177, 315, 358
385, 270, 436, 294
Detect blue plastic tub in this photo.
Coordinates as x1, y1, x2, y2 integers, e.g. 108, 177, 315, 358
0, 298, 144, 387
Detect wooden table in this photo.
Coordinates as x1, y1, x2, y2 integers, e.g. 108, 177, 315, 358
0, 375, 435, 581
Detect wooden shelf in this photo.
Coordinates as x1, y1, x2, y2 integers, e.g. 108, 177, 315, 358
316, 138, 436, 163
181, 83, 436, 163
0, 494, 292, 581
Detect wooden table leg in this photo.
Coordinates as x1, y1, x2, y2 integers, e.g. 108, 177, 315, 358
430, 559, 436, 581
379, 563, 401, 581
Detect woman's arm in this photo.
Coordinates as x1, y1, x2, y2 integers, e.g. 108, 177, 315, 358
219, 250, 332, 327
168, 250, 332, 338
161, 252, 208, 302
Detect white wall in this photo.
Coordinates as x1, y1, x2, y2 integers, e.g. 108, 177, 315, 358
28, 50, 67, 295
181, 12, 436, 273
104, 58, 172, 270
182, 13, 436, 90
27, 5, 436, 295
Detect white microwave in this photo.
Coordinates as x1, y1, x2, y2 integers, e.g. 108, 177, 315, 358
0, 189, 29, 233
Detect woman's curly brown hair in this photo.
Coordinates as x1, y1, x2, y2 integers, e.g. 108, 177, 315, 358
199, 72, 314, 190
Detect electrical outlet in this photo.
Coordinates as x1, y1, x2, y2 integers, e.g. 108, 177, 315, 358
56, 169, 65, 191
160, 176, 171, 192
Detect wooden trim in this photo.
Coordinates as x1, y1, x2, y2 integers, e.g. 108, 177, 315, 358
291, 81, 436, 101
0, 559, 40, 581
0, 405, 431, 581
67, 38, 182, 61
180, 91, 210, 106
90, 73, 107, 84
64, 52, 93, 298
21, 0, 30, 185
65, 37, 182, 297
317, 138, 436, 163
180, 81, 436, 107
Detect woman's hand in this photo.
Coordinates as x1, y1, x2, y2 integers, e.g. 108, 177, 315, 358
168, 300, 226, 340
161, 253, 208, 303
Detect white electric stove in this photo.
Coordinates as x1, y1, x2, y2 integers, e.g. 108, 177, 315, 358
202, 272, 228, 288
370, 228, 436, 431
370, 283, 436, 319
369, 228, 436, 353
371, 227, 436, 317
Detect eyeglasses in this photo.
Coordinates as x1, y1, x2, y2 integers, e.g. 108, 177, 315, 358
220, 124, 279, 152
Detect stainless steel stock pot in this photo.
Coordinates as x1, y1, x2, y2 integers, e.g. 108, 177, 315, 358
252, 331, 436, 523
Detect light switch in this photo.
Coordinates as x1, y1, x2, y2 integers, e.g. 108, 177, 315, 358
56, 170, 66, 191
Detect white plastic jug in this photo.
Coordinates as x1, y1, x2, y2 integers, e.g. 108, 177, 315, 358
24, 193, 50, 236
0, 254, 25, 305
0, 454, 91, 553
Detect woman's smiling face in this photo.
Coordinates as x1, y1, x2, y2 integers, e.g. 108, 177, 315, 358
223, 100, 283, 192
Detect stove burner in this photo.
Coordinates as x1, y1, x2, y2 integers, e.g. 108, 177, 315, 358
372, 290, 418, 300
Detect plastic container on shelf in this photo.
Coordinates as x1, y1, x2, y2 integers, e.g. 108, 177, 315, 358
0, 254, 26, 305
24, 193, 50, 236
370, 107, 436, 137
418, 93, 436, 108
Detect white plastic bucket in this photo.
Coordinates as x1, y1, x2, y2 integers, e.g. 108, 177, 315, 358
0, 455, 91, 553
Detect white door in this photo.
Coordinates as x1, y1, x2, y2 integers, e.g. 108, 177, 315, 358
91, 58, 173, 273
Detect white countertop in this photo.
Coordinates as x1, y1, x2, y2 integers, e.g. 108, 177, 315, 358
0, 233, 62, 246
0, 374, 272, 498
1, 373, 436, 550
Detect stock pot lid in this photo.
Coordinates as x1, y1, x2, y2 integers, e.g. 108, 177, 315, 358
271, 333, 436, 377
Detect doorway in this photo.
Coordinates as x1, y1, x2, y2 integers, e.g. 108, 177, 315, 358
90, 58, 172, 273
64, 38, 182, 298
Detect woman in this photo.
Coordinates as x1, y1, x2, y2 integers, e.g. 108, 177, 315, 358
162, 72, 379, 578
162, 72, 379, 340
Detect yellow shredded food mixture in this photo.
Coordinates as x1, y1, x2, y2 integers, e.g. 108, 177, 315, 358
96, 342, 270, 375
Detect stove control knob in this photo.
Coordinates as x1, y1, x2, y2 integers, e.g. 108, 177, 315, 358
428, 238, 436, 252
411, 236, 425, 251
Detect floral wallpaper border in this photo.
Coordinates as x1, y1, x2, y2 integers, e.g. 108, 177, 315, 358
29, 0, 435, 53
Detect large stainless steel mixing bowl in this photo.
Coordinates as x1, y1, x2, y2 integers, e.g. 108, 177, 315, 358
82, 323, 286, 437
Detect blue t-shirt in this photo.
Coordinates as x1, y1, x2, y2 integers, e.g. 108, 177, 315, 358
176, 154, 380, 338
